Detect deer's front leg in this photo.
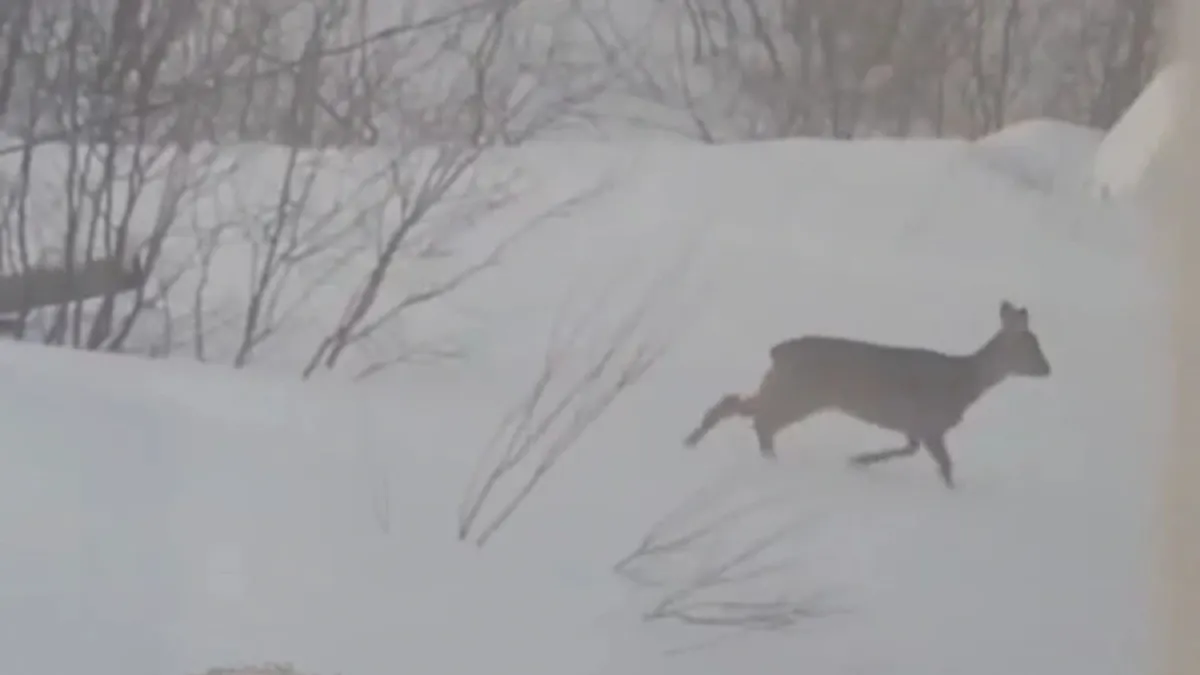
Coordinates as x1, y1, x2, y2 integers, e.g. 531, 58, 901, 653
922, 435, 955, 489
752, 415, 779, 459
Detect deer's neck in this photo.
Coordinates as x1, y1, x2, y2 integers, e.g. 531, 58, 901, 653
964, 335, 1011, 404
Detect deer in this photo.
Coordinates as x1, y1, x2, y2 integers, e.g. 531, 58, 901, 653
682, 301, 1052, 488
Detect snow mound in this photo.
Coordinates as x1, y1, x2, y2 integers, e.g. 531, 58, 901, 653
1092, 62, 1185, 199
970, 119, 1105, 194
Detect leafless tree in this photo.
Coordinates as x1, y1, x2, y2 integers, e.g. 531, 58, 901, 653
0, 0, 628, 371
1085, 0, 1162, 128
595, 0, 1162, 141
0, 0, 199, 350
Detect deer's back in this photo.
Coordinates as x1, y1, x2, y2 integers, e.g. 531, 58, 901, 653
767, 335, 977, 433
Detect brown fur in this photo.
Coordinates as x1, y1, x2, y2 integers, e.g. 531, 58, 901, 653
683, 301, 1051, 488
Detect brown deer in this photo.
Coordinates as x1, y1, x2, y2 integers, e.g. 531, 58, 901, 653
682, 301, 1051, 488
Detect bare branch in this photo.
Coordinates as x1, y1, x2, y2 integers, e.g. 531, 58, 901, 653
615, 468, 843, 650
457, 252, 694, 547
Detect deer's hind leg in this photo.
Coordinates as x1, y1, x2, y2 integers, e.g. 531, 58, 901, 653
753, 416, 779, 458
750, 365, 825, 459
684, 394, 754, 447
848, 435, 920, 467
753, 402, 827, 459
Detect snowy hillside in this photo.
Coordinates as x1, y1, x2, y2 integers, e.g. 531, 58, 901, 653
0, 127, 1165, 675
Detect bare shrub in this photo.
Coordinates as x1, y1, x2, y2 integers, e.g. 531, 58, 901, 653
305, 168, 611, 381
614, 469, 842, 653
457, 260, 691, 547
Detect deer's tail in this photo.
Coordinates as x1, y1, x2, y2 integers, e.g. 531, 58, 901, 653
683, 393, 756, 447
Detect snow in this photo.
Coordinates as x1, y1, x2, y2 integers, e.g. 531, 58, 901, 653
0, 126, 1166, 675
972, 119, 1104, 194
1092, 62, 1186, 199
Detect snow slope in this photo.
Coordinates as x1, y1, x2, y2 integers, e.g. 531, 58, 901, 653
0, 129, 1165, 675
973, 118, 1104, 195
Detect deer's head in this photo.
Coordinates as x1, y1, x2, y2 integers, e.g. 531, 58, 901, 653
991, 300, 1051, 378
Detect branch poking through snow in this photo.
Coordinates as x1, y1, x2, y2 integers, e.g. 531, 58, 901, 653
457, 255, 691, 548
616, 469, 842, 644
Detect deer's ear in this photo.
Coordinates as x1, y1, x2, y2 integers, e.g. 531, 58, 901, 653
1000, 301, 1028, 329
